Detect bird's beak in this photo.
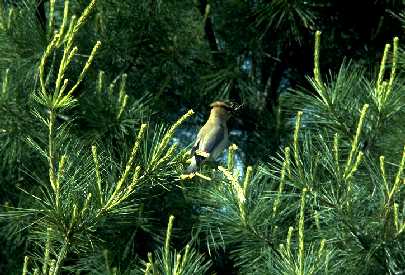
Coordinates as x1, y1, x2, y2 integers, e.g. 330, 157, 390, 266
230, 102, 244, 113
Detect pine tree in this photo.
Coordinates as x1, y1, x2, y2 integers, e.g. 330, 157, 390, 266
0, 0, 404, 274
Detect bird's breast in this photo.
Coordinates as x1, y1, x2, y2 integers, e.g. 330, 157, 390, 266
209, 126, 228, 160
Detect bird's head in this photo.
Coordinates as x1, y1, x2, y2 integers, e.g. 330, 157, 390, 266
209, 101, 236, 121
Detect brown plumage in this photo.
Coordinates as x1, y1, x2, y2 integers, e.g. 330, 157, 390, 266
186, 101, 233, 173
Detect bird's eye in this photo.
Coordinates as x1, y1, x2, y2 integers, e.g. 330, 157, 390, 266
225, 106, 234, 112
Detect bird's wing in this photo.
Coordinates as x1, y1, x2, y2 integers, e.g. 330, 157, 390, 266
198, 124, 225, 155
190, 131, 202, 156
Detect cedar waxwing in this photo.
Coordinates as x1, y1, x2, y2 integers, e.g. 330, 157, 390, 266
186, 101, 234, 173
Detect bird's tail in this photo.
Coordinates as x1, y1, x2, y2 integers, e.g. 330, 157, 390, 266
185, 154, 206, 174
186, 157, 198, 174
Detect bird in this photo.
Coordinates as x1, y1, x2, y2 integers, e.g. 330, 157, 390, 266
186, 101, 233, 174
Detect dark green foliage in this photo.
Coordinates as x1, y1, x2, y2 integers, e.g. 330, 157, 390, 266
0, 0, 46, 81
0, 0, 404, 274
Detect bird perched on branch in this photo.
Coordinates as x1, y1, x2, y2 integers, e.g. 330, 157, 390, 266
186, 101, 235, 174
